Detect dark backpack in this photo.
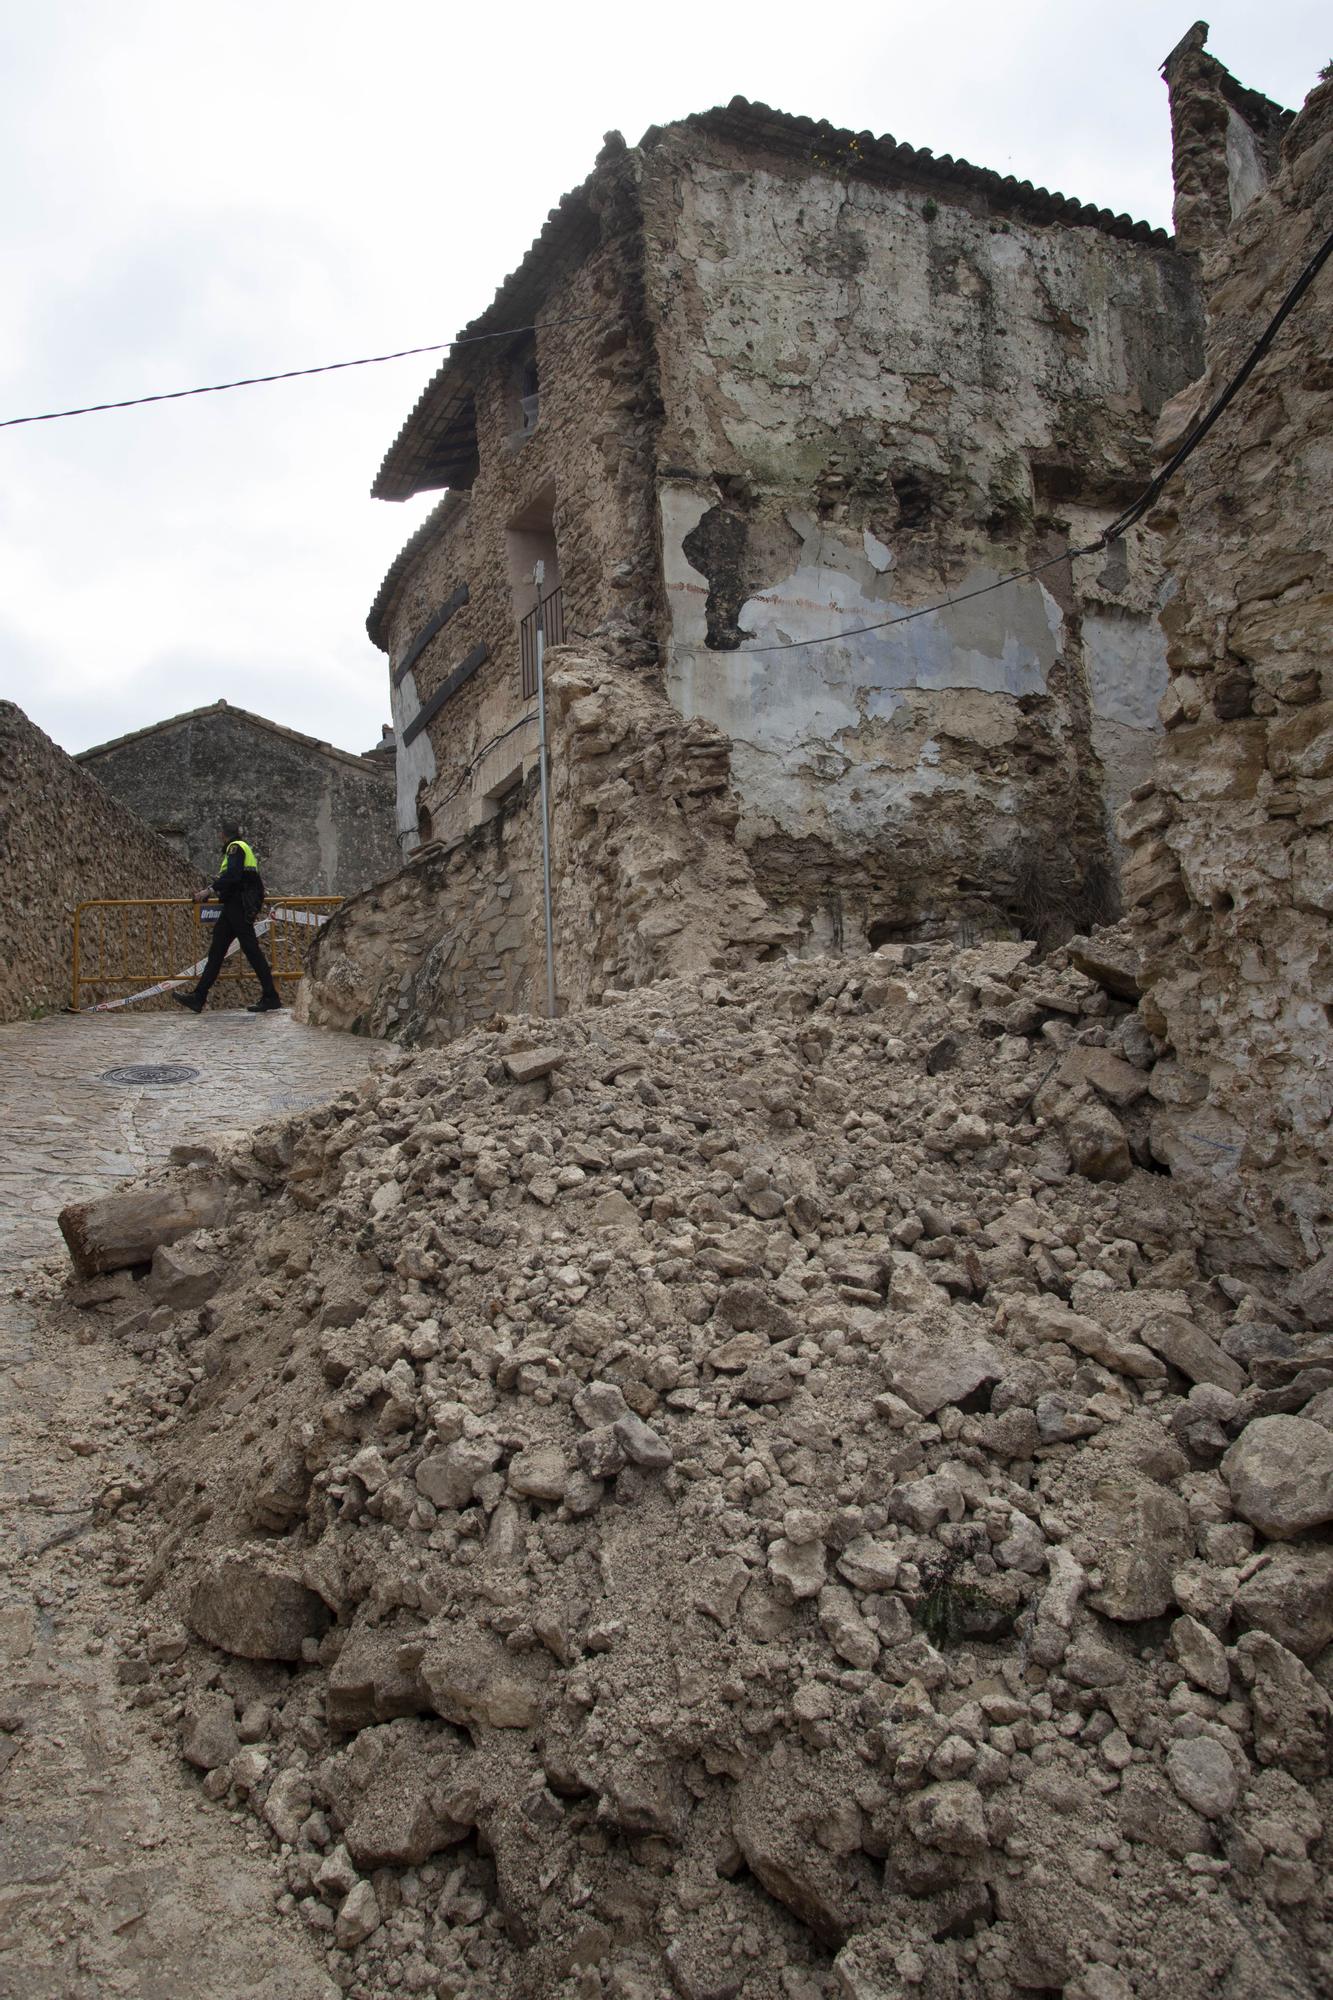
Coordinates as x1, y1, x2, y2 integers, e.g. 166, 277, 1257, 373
242, 870, 265, 920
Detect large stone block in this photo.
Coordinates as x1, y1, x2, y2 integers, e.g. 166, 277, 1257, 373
1221, 1416, 1333, 1539
188, 1553, 330, 1661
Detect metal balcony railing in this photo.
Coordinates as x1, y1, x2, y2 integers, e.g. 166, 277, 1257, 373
519, 584, 565, 699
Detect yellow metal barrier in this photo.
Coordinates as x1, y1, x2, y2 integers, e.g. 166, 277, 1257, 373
70, 898, 343, 1012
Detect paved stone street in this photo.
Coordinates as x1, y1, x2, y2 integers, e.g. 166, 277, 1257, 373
0, 1007, 380, 1997
0, 1007, 379, 1273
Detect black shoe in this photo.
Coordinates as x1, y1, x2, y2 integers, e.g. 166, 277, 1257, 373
172, 990, 204, 1013
248, 995, 285, 1012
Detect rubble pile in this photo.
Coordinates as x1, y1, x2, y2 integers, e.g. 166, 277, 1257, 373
87, 938, 1333, 1999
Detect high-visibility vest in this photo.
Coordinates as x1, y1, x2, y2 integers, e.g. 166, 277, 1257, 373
221, 839, 260, 873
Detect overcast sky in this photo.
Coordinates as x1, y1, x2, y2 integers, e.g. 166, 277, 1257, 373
1, 2, 1326, 760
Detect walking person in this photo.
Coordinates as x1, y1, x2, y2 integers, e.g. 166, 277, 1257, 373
172, 822, 284, 1013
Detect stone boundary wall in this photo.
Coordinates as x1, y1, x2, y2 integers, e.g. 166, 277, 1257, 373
296, 782, 545, 1044
298, 645, 786, 1042
0, 701, 200, 1021
1123, 52, 1332, 1205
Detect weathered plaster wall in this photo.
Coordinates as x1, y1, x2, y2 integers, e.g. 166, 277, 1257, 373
370, 142, 663, 855
1124, 48, 1332, 1205
79, 705, 397, 897
0, 701, 198, 1021
390, 676, 439, 850
642, 130, 1202, 945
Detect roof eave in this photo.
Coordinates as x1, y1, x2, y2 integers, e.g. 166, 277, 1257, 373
370, 178, 603, 504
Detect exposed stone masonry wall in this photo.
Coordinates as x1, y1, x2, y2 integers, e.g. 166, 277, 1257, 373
0, 701, 198, 1021
297, 783, 545, 1043
79, 704, 398, 897
1122, 51, 1332, 1202
1164, 22, 1294, 255
372, 140, 663, 853
641, 123, 1204, 947
300, 645, 787, 1038
544, 647, 789, 1001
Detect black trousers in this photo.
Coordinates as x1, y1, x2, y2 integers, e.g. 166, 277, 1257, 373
194, 904, 279, 1003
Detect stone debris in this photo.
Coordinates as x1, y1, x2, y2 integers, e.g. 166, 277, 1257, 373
1221, 1417, 1333, 1540
70, 937, 1333, 1999
503, 1047, 564, 1085
188, 1553, 331, 1662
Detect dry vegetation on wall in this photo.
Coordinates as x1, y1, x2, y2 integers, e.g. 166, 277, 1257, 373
0, 702, 199, 1022
50, 933, 1333, 2000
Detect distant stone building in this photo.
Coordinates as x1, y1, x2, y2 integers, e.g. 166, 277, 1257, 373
307, 83, 1209, 1040
79, 700, 398, 897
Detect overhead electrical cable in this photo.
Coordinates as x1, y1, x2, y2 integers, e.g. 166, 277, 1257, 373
0, 314, 604, 431
1093, 223, 1333, 545
741, 545, 1097, 654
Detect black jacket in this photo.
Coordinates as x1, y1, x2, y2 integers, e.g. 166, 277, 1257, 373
212, 845, 264, 918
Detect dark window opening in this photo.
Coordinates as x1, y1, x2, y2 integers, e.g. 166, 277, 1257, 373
506, 493, 562, 699
891, 471, 934, 530
415, 780, 434, 845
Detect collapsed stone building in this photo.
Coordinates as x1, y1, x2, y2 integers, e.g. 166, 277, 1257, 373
305, 81, 1208, 1040
78, 700, 399, 898
24, 31, 1333, 2000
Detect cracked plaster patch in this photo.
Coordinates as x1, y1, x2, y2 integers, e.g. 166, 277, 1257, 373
663, 491, 1060, 839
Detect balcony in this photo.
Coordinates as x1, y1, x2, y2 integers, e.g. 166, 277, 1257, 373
519, 584, 565, 699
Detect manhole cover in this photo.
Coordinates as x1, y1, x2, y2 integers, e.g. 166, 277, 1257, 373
99, 1064, 200, 1086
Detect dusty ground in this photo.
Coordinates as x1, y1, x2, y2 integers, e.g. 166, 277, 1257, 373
31, 943, 1331, 2000
0, 1007, 379, 1999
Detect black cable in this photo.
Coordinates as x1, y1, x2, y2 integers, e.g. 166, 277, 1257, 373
1095, 224, 1333, 544
743, 544, 1099, 655
399, 712, 540, 844
0, 313, 603, 431
15, 219, 1326, 445
8, 224, 1327, 657
438, 711, 538, 807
